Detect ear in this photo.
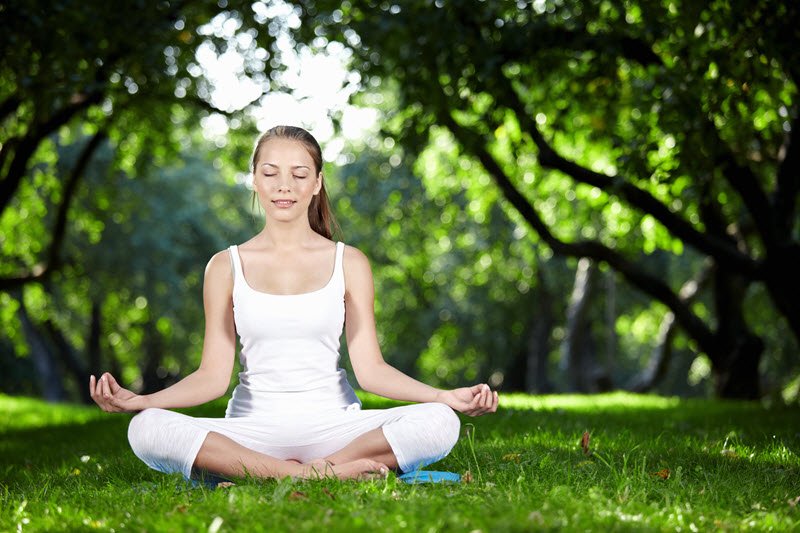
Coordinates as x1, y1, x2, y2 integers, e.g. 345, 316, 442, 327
314, 172, 323, 195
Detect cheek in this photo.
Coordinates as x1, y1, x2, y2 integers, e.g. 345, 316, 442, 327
253, 176, 270, 191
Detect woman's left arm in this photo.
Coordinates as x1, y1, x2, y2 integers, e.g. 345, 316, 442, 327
343, 246, 498, 416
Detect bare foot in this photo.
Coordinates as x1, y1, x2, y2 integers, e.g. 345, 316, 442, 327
216, 481, 236, 489
301, 458, 388, 480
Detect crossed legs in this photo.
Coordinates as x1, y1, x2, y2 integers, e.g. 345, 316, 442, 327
193, 428, 395, 480
128, 404, 459, 482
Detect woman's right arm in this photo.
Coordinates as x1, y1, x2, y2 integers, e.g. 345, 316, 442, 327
90, 250, 237, 412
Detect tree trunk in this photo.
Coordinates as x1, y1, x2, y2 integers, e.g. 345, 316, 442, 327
709, 262, 763, 399
562, 258, 599, 392
629, 311, 678, 393
525, 303, 555, 393
604, 270, 616, 379
142, 320, 164, 394
14, 289, 65, 401
713, 334, 764, 399
504, 266, 555, 393
87, 300, 102, 376
628, 262, 711, 392
763, 243, 800, 347
42, 319, 91, 404
525, 263, 555, 393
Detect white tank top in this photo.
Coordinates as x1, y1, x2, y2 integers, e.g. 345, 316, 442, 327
224, 241, 361, 417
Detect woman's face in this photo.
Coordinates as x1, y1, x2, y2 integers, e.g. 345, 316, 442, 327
252, 138, 322, 220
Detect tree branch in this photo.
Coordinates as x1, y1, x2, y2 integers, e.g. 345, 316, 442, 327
491, 73, 761, 278
466, 8, 771, 275
498, 21, 663, 68
436, 102, 717, 356
774, 111, 800, 239
0, 94, 22, 123
0, 89, 103, 216
0, 129, 106, 292
627, 260, 712, 392
715, 144, 775, 246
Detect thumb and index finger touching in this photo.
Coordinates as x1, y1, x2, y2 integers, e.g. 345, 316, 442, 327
103, 372, 122, 393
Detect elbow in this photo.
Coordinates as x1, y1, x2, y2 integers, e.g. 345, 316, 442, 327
353, 363, 383, 394
212, 387, 227, 401
212, 380, 230, 400
355, 373, 375, 394
197, 367, 230, 400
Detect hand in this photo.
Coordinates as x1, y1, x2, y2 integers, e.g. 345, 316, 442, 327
436, 384, 499, 417
89, 372, 147, 413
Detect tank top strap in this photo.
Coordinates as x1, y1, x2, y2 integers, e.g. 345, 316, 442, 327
228, 245, 243, 285
334, 241, 345, 284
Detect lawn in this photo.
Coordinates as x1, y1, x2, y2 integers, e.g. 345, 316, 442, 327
1, 392, 798, 531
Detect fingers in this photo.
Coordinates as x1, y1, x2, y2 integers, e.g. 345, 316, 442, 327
482, 385, 492, 409
463, 384, 499, 417
95, 373, 106, 400
89, 374, 108, 411
88, 373, 125, 413
106, 373, 121, 394
102, 374, 111, 399
468, 384, 484, 395
108, 395, 133, 413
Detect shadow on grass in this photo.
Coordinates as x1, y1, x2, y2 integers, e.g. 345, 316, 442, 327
2, 393, 798, 490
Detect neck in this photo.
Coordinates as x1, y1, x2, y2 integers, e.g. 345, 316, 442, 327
258, 218, 321, 250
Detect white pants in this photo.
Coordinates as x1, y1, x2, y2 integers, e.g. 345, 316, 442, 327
127, 402, 461, 479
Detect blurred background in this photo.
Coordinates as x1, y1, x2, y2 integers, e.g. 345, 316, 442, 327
1, 0, 798, 404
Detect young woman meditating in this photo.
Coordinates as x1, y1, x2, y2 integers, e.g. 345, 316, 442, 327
89, 125, 499, 481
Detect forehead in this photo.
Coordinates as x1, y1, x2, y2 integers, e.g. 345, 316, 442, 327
256, 138, 315, 166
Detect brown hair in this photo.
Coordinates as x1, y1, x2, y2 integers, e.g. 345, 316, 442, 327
251, 125, 342, 240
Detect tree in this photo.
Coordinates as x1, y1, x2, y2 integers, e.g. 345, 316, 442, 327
293, 0, 800, 398
0, 0, 281, 289
0, 133, 252, 401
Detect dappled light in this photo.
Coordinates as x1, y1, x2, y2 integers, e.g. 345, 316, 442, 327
0, 0, 796, 497
0, 2, 799, 527
499, 391, 682, 412
1, 392, 798, 529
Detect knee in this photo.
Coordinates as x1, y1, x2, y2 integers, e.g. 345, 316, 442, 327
127, 408, 166, 459
426, 402, 461, 451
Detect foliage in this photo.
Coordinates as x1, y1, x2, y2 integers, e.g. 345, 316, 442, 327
0, 0, 283, 399
1, 392, 799, 530
3, 0, 799, 401
0, 135, 254, 398
292, 0, 800, 397
329, 139, 692, 394
0, 0, 284, 284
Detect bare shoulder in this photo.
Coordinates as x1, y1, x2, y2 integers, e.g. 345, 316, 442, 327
204, 248, 234, 289
342, 244, 374, 297
342, 244, 372, 274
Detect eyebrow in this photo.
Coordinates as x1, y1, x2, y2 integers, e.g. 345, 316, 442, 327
261, 163, 310, 170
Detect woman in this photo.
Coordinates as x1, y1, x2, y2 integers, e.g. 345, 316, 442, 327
89, 125, 499, 481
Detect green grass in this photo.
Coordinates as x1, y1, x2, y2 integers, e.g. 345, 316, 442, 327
1, 392, 799, 532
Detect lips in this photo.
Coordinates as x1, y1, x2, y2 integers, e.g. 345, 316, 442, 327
273, 200, 296, 208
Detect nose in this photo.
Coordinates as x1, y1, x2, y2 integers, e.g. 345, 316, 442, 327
276, 172, 292, 192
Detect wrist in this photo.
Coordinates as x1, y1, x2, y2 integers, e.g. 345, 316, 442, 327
138, 394, 153, 410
